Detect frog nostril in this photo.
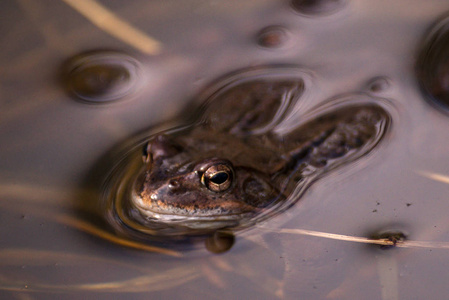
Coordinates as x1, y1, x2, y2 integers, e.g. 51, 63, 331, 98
168, 179, 180, 190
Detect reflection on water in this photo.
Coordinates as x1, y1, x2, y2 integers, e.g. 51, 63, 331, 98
2, 0, 449, 298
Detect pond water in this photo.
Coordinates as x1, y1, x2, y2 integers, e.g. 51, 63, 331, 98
2, 0, 449, 299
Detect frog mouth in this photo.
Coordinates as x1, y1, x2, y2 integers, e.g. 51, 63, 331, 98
129, 190, 257, 229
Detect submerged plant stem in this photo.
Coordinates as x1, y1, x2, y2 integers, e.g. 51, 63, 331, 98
416, 170, 449, 185
259, 226, 449, 249
61, 0, 162, 54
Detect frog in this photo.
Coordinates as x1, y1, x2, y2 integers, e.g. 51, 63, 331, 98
123, 75, 391, 235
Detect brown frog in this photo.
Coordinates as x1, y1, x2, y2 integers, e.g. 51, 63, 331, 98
122, 75, 390, 235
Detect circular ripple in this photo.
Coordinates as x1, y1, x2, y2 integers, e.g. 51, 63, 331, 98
62, 51, 142, 103
417, 15, 449, 110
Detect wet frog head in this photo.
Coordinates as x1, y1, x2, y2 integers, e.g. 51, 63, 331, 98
108, 71, 391, 236
135, 134, 281, 219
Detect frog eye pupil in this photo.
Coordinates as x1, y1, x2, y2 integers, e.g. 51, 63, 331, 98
210, 172, 229, 184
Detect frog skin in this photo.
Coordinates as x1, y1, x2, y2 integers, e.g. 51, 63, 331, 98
126, 77, 390, 233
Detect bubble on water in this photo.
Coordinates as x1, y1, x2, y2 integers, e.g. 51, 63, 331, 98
290, 0, 346, 16
256, 26, 290, 48
366, 76, 391, 93
205, 231, 235, 254
62, 50, 142, 103
416, 15, 449, 111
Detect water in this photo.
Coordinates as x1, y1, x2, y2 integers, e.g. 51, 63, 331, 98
2, 0, 449, 298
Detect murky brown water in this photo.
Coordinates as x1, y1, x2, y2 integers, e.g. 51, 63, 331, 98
2, 0, 449, 299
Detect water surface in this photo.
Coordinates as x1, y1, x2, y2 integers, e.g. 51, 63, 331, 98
2, 0, 449, 299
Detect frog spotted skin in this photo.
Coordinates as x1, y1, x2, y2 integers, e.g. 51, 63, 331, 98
129, 78, 390, 231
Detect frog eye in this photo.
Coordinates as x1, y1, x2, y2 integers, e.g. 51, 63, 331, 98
201, 163, 234, 192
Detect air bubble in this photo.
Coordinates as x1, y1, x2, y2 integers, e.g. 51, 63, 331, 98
366, 76, 391, 93
205, 231, 235, 254
62, 51, 142, 103
257, 26, 289, 48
